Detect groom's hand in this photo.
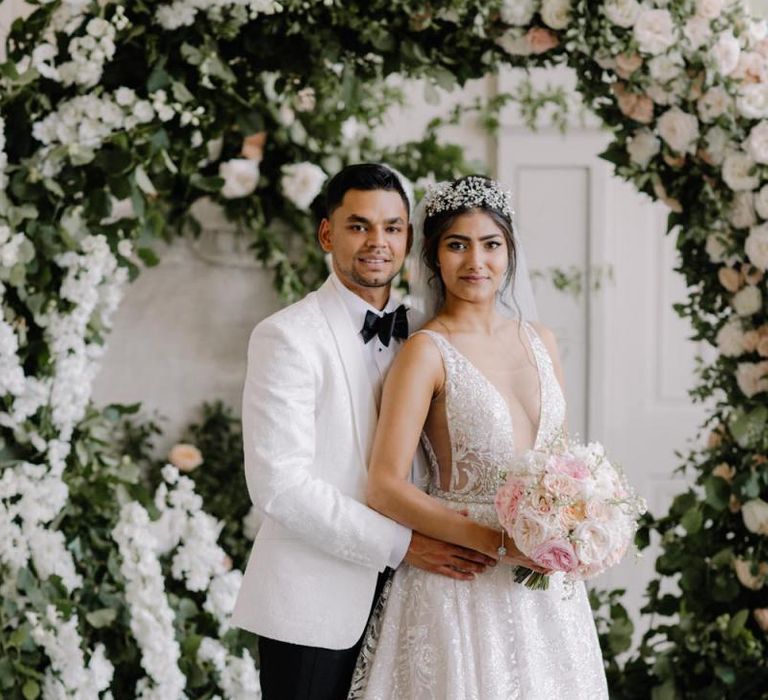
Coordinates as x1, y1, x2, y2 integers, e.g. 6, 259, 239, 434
404, 532, 496, 581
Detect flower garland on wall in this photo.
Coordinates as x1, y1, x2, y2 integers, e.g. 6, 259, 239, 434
1, 0, 768, 697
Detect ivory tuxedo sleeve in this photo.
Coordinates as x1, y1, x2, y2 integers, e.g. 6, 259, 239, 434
242, 321, 411, 572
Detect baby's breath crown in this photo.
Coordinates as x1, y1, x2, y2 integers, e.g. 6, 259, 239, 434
423, 176, 515, 221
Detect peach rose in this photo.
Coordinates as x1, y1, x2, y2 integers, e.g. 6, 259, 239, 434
707, 425, 726, 448
614, 83, 654, 124
241, 132, 266, 161
663, 152, 686, 168
168, 443, 203, 472
718, 266, 744, 293
729, 494, 742, 513
754, 608, 768, 632
744, 330, 761, 352
652, 178, 683, 212
742, 263, 765, 286
733, 557, 767, 590
526, 27, 559, 54
758, 336, 768, 357
615, 52, 643, 79
560, 500, 588, 530
712, 462, 735, 483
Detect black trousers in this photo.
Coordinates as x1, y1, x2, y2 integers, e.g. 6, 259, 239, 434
258, 570, 391, 700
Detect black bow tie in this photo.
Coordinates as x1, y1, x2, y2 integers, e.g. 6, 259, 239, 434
360, 304, 409, 347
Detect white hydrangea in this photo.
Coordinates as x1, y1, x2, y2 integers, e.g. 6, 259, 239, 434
155, 0, 281, 30
198, 638, 261, 699
204, 570, 244, 633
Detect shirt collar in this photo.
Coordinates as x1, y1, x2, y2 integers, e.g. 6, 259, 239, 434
330, 272, 401, 328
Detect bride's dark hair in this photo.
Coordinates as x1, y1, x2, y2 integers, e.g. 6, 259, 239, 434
421, 175, 518, 303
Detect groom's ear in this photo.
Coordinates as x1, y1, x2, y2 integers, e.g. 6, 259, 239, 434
406, 223, 414, 254
317, 218, 332, 252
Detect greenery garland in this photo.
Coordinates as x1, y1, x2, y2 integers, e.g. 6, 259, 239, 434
1, 0, 768, 697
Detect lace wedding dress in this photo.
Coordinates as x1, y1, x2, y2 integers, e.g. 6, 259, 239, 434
348, 323, 608, 699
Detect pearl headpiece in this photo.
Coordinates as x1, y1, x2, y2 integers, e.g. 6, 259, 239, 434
423, 176, 515, 221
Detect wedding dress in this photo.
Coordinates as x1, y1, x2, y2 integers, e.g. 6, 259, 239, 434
348, 323, 608, 700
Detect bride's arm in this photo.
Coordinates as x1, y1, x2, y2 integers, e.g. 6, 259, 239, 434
366, 334, 501, 559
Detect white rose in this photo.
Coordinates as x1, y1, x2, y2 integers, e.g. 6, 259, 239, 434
737, 84, 768, 119
634, 9, 677, 55
206, 136, 223, 163
748, 19, 768, 46
716, 319, 745, 357
627, 129, 660, 167
704, 126, 730, 166
281, 162, 327, 211
604, 0, 640, 28
219, 158, 260, 199
733, 558, 766, 590
696, 0, 724, 20
746, 122, 768, 165
697, 87, 731, 123
711, 32, 741, 77
648, 52, 683, 84
722, 151, 759, 192
743, 498, 768, 534
657, 107, 700, 154
706, 233, 729, 262
733, 286, 762, 316
683, 16, 712, 51
736, 361, 768, 395
756, 185, 768, 219
572, 520, 615, 566
646, 81, 679, 107
746, 222, 768, 270
500, 0, 537, 26
729, 192, 757, 229
541, 0, 571, 30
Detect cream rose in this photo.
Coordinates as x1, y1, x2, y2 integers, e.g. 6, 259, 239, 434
511, 511, 559, 557
743, 498, 768, 535
604, 0, 640, 27
736, 360, 768, 396
281, 162, 327, 211
746, 122, 768, 165
658, 107, 700, 154
756, 185, 768, 219
572, 521, 615, 567
697, 87, 731, 123
745, 223, 768, 270
634, 9, 677, 55
722, 151, 759, 192
716, 319, 745, 357
168, 443, 204, 472
703, 126, 731, 167
500, 0, 537, 26
541, 0, 571, 30
710, 31, 741, 77
706, 233, 729, 262
729, 192, 756, 229
734, 558, 767, 590
219, 158, 260, 199
696, 0, 724, 19
737, 83, 768, 119
733, 286, 763, 316
684, 16, 712, 51
627, 129, 660, 167
649, 52, 683, 84
735, 51, 768, 84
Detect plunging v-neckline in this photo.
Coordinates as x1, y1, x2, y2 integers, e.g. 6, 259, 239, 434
426, 326, 544, 454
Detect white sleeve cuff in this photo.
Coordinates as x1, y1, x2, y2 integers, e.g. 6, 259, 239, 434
387, 524, 412, 569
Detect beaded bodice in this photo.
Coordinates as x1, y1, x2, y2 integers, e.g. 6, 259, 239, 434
416, 324, 566, 505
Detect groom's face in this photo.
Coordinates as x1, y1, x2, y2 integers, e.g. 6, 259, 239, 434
318, 188, 411, 295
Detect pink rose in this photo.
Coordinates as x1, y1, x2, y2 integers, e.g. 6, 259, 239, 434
495, 478, 526, 530
542, 472, 582, 499
526, 27, 559, 54
531, 538, 578, 573
549, 454, 590, 480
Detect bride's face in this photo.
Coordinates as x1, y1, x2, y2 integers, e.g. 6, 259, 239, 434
436, 210, 508, 304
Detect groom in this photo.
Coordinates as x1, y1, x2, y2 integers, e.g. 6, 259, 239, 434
232, 163, 494, 699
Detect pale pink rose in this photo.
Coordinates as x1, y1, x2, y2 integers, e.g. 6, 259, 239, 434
511, 511, 559, 557
495, 478, 526, 529
585, 500, 613, 521
222, 555, 233, 571
573, 518, 620, 569
614, 83, 654, 124
754, 608, 768, 632
531, 487, 557, 515
718, 266, 744, 293
531, 538, 579, 572
549, 454, 590, 480
735, 51, 768, 84
526, 27, 559, 54
712, 462, 735, 483
542, 472, 582, 500
559, 500, 588, 530
615, 52, 643, 79
168, 443, 203, 472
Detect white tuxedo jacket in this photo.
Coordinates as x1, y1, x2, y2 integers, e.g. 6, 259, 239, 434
231, 277, 423, 649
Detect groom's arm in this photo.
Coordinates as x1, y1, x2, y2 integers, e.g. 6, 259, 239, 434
241, 320, 410, 572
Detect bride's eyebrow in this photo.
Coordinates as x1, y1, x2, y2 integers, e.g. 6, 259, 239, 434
444, 233, 502, 241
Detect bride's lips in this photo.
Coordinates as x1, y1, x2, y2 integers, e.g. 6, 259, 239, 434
459, 275, 489, 283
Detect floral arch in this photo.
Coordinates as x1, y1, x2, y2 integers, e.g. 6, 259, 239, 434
0, 0, 767, 697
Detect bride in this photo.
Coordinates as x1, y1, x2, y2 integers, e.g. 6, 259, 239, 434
348, 176, 608, 699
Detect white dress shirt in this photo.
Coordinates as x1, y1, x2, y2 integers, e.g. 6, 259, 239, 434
330, 272, 410, 567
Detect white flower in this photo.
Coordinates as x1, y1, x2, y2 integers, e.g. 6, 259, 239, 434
733, 286, 762, 316
746, 122, 768, 165
627, 129, 660, 167
204, 570, 243, 631
604, 0, 640, 28
219, 159, 260, 199
704, 126, 730, 166
722, 151, 759, 192
697, 87, 731, 123
649, 52, 683, 84
281, 162, 326, 211
746, 223, 768, 271
729, 192, 757, 229
500, 0, 537, 26
115, 87, 136, 106
716, 318, 745, 357
743, 499, 768, 534
634, 9, 677, 55
133, 100, 155, 123
541, 0, 571, 30
736, 361, 768, 395
710, 31, 741, 77
756, 185, 768, 219
737, 84, 768, 119
572, 520, 615, 566
32, 43, 60, 81
683, 16, 712, 51
657, 107, 699, 154
748, 19, 768, 46
696, 0, 724, 20
511, 511, 559, 557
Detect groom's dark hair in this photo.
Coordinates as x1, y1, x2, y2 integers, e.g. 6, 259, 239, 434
324, 163, 410, 217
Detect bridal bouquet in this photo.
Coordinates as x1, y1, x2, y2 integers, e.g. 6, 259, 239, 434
494, 439, 646, 590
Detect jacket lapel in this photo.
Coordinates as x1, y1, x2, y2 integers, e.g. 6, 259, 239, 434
316, 278, 378, 465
